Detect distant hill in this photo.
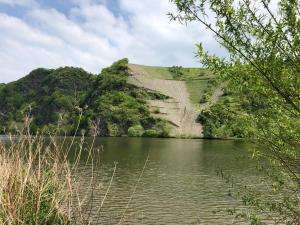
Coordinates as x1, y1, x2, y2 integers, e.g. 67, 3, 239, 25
0, 59, 171, 137
0, 60, 250, 138
0, 67, 92, 126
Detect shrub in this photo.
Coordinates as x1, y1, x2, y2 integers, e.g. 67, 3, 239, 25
153, 108, 160, 114
200, 93, 210, 103
142, 129, 160, 137
168, 66, 184, 79
154, 121, 170, 138
107, 123, 121, 136
128, 125, 144, 137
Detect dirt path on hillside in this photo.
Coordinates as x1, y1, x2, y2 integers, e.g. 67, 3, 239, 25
128, 72, 203, 138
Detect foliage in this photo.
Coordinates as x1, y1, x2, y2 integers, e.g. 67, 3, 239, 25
199, 85, 255, 138
171, 0, 300, 223
142, 129, 160, 138
92, 91, 151, 136
142, 120, 171, 138
107, 123, 121, 136
197, 79, 219, 104
0, 67, 92, 131
168, 66, 184, 79
0, 119, 108, 224
199, 93, 210, 104
128, 125, 144, 137
0, 59, 169, 137
153, 108, 160, 114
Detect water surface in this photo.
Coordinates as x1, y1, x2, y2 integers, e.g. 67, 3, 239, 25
70, 138, 258, 224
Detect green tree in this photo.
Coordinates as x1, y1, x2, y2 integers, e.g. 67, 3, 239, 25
170, 0, 300, 223
169, 65, 184, 79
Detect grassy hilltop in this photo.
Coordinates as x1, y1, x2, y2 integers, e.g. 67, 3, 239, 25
128, 64, 214, 80
129, 64, 216, 105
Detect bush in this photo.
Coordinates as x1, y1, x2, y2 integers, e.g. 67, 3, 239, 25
168, 66, 183, 79
142, 129, 160, 137
155, 121, 170, 137
128, 125, 144, 137
153, 108, 160, 114
200, 93, 210, 103
107, 123, 121, 136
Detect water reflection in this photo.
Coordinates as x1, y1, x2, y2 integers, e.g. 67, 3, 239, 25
66, 138, 257, 224
0, 136, 257, 224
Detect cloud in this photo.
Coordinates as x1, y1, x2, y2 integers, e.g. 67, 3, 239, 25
118, 0, 218, 65
0, 0, 36, 7
0, 0, 224, 83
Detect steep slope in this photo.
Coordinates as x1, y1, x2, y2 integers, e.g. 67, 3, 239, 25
128, 65, 203, 138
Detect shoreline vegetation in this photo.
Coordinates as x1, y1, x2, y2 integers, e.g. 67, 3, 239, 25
0, 134, 244, 141
0, 118, 151, 224
0, 123, 81, 224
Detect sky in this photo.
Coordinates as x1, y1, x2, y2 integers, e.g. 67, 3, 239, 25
0, 0, 225, 83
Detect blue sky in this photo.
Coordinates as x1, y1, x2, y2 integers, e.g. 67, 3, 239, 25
0, 0, 224, 83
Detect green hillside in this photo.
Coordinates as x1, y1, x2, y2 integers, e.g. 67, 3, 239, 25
0, 59, 170, 137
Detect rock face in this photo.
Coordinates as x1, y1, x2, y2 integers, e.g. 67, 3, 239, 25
128, 70, 203, 138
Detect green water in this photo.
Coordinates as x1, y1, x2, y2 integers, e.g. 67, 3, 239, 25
69, 137, 258, 224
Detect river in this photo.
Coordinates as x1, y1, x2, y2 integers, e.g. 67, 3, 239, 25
66, 137, 260, 224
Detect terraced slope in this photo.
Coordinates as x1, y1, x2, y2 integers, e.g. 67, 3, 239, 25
128, 67, 203, 138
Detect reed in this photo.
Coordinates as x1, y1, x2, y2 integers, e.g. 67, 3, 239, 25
0, 117, 101, 224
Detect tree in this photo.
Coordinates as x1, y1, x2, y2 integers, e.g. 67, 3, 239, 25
170, 0, 300, 223
168, 65, 184, 79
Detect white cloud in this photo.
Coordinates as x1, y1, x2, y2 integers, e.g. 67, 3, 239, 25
0, 0, 224, 83
0, 0, 36, 7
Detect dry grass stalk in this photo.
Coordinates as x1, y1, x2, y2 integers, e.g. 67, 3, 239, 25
0, 116, 150, 224
0, 117, 104, 224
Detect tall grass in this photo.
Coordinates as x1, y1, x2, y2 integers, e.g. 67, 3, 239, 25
0, 117, 102, 224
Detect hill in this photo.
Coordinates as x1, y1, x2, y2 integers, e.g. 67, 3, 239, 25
0, 59, 249, 138
128, 64, 227, 138
129, 64, 252, 139
0, 59, 170, 137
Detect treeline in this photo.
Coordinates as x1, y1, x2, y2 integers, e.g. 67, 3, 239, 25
0, 59, 170, 137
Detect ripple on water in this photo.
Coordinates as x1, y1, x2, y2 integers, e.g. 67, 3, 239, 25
70, 138, 263, 225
